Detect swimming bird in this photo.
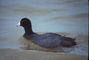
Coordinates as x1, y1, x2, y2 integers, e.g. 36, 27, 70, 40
17, 18, 76, 48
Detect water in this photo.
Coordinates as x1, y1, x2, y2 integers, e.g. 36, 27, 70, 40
0, 0, 88, 56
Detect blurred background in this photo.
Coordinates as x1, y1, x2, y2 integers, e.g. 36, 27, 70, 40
0, 0, 88, 50
0, 0, 88, 34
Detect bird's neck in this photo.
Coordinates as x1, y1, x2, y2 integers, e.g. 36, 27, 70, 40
24, 26, 33, 35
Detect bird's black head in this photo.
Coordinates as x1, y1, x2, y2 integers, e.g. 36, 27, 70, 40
20, 18, 32, 27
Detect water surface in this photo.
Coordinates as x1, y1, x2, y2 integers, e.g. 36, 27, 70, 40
0, 0, 88, 57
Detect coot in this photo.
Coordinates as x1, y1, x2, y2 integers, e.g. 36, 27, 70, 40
17, 18, 76, 48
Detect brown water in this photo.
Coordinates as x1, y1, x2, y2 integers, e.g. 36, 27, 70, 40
0, 0, 88, 60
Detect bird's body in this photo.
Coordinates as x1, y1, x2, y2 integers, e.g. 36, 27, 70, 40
24, 33, 62, 48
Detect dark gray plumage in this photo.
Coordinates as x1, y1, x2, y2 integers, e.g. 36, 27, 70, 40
18, 18, 76, 48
